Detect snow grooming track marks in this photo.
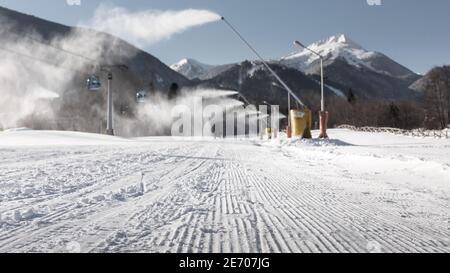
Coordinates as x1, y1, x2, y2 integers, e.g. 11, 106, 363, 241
0, 130, 449, 253
0, 142, 209, 252
0, 145, 181, 212
228, 144, 349, 253
103, 140, 442, 253
97, 143, 224, 253
271, 143, 450, 252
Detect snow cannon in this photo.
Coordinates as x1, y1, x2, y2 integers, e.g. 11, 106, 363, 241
290, 108, 312, 139
264, 128, 273, 140
221, 16, 310, 140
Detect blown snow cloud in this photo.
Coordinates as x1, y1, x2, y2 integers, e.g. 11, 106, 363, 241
81, 5, 221, 47
0, 4, 221, 132
0, 19, 115, 130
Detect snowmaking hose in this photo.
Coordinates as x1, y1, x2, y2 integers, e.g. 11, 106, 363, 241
221, 16, 306, 108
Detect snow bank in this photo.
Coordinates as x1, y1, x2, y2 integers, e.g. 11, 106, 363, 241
3, 127, 32, 132
329, 129, 450, 147
0, 130, 132, 147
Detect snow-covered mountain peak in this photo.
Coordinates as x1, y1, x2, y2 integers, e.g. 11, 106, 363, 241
171, 58, 211, 71
311, 33, 362, 50
281, 34, 379, 73
170, 58, 213, 80
171, 58, 189, 68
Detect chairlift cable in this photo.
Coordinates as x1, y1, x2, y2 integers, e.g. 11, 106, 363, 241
0, 45, 74, 71
4, 29, 98, 64
6, 30, 129, 71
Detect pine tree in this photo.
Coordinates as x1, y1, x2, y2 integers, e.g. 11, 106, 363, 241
168, 82, 179, 100
347, 88, 356, 105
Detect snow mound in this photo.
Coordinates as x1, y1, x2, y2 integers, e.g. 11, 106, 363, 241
0, 208, 43, 225
280, 137, 353, 148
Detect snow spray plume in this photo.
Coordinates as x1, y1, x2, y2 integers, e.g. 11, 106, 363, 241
0, 15, 129, 130
117, 88, 282, 138
116, 88, 241, 137
0, 5, 220, 132
80, 4, 221, 47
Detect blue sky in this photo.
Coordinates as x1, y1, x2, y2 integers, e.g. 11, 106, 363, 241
0, 0, 449, 73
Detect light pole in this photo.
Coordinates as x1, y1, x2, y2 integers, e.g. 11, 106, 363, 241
294, 40, 329, 138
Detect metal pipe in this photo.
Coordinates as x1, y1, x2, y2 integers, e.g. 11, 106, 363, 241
294, 41, 325, 111
221, 17, 305, 108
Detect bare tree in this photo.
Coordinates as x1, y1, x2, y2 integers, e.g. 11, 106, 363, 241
424, 66, 450, 129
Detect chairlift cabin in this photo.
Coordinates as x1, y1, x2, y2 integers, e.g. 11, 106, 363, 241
87, 75, 101, 91
136, 90, 148, 103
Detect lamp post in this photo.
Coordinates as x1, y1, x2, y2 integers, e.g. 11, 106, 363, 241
294, 40, 329, 138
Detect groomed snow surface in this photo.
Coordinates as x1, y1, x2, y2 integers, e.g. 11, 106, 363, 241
0, 129, 449, 253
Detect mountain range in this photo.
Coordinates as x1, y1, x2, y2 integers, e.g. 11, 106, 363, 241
0, 5, 431, 134
172, 34, 422, 101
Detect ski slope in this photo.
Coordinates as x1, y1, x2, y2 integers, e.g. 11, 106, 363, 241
0, 129, 449, 253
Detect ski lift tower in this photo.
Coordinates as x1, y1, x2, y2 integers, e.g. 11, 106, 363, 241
104, 64, 128, 136
105, 71, 114, 135
88, 64, 128, 136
